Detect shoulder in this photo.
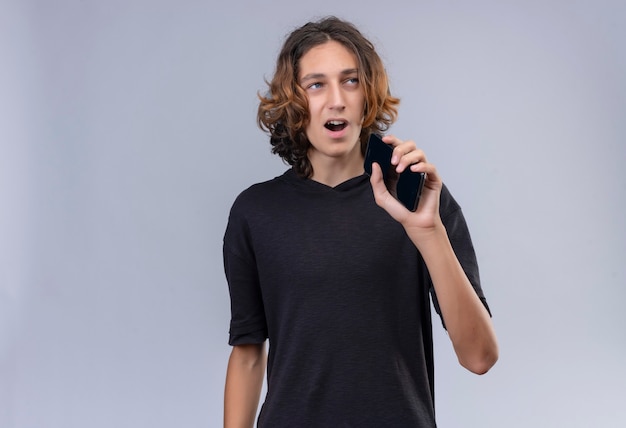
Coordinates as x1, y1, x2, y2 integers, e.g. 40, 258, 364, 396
224, 172, 288, 252
230, 170, 293, 213
439, 182, 462, 219
438, 183, 474, 242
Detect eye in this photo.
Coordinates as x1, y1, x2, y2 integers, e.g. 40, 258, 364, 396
345, 77, 359, 86
307, 82, 323, 90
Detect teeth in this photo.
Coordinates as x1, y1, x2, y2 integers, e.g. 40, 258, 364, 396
327, 120, 345, 125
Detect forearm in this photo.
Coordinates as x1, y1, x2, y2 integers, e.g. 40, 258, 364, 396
367, 149, 497, 373
410, 224, 498, 374
224, 343, 267, 428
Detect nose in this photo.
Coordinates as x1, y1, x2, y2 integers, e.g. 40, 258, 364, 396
327, 82, 345, 110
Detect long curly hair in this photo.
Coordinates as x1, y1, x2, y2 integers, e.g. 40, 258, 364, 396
257, 16, 400, 178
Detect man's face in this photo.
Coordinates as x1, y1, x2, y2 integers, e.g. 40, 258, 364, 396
298, 40, 366, 166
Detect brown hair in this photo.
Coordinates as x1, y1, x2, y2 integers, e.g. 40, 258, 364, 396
257, 16, 400, 178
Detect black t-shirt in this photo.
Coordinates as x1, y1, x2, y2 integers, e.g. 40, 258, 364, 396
224, 168, 489, 427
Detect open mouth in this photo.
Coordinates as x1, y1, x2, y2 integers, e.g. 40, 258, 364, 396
324, 120, 347, 132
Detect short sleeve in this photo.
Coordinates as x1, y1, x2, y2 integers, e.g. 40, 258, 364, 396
223, 200, 268, 346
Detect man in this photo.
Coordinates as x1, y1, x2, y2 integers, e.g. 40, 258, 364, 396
223, 16, 498, 427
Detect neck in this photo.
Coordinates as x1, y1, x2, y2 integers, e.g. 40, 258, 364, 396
309, 153, 365, 187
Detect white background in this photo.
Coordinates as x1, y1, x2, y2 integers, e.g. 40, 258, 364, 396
1, 0, 625, 427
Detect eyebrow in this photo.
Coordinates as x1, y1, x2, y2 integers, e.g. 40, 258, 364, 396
300, 68, 359, 83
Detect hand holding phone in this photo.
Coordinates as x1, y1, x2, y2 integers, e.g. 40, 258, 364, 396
364, 134, 425, 211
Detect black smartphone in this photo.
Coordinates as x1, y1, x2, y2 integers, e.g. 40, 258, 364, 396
364, 134, 425, 211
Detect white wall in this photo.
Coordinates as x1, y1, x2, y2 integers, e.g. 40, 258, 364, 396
1, 0, 624, 427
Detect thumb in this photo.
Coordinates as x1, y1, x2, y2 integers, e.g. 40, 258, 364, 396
369, 163, 409, 222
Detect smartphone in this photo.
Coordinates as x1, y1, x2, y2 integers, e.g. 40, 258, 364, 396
364, 134, 425, 211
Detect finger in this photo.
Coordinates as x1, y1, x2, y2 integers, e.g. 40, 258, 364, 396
369, 162, 387, 196
395, 147, 427, 173
381, 134, 402, 146
369, 163, 409, 222
382, 136, 414, 165
381, 135, 432, 175
409, 161, 443, 190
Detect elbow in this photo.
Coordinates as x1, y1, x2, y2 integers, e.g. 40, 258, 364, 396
459, 344, 499, 375
464, 356, 497, 375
